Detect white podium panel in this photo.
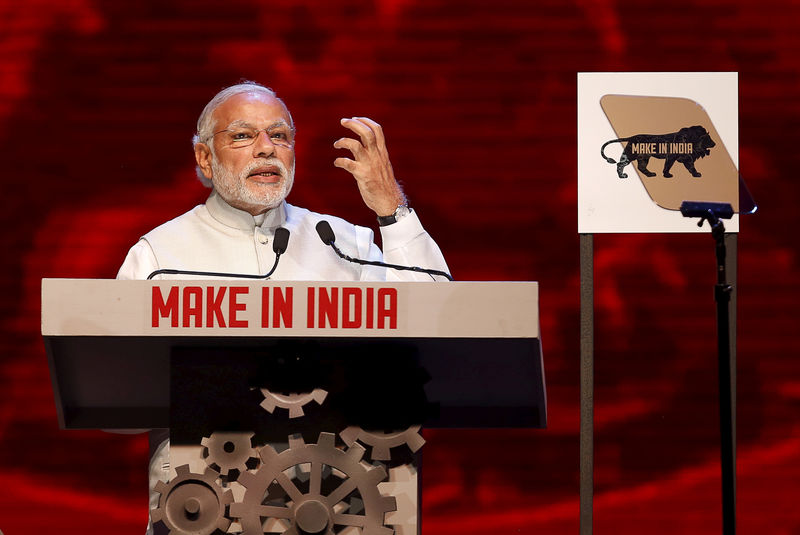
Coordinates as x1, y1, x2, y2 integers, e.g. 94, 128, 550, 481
42, 280, 544, 430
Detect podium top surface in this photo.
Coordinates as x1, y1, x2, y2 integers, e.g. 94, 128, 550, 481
42, 279, 539, 339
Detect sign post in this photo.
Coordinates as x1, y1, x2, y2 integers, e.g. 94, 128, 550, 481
577, 72, 749, 535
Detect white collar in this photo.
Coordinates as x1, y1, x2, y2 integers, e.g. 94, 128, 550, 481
205, 190, 287, 231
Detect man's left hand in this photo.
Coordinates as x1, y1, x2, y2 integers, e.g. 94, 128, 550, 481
334, 117, 406, 217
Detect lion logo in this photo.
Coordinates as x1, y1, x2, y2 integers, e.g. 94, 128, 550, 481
600, 125, 715, 179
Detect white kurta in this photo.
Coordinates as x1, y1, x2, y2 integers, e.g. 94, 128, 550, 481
116, 190, 449, 533
117, 190, 449, 282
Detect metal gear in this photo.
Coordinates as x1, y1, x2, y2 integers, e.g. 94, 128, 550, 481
201, 431, 258, 476
229, 432, 396, 535
259, 387, 328, 418
339, 425, 425, 462
152, 464, 234, 535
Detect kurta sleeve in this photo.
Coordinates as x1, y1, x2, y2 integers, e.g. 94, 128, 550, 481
373, 210, 450, 281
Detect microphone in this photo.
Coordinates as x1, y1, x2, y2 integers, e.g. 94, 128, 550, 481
146, 227, 291, 280
315, 220, 453, 281
273, 227, 290, 254
316, 220, 336, 246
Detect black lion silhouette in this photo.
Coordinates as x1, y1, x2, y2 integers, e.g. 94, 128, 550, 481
600, 125, 715, 179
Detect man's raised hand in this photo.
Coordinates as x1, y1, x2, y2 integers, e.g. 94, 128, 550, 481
333, 117, 406, 217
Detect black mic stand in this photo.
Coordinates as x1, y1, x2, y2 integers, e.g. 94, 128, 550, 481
146, 254, 283, 280
315, 220, 453, 281
327, 240, 454, 281
681, 201, 736, 535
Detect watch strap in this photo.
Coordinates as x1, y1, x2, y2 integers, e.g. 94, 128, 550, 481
377, 204, 411, 226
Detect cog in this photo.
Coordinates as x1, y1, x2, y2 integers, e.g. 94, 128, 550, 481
152, 464, 233, 535
339, 425, 425, 462
229, 432, 396, 535
259, 387, 328, 418
201, 431, 258, 476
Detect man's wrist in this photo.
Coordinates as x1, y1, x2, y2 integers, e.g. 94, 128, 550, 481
377, 203, 411, 226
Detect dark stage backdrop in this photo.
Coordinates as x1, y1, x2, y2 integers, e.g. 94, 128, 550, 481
1, 1, 798, 533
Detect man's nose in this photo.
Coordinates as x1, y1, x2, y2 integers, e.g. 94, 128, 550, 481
252, 130, 275, 157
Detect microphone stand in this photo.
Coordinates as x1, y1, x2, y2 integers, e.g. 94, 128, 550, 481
328, 242, 454, 281
146, 253, 283, 280
683, 202, 736, 535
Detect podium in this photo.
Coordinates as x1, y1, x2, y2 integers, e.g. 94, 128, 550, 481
43, 279, 545, 533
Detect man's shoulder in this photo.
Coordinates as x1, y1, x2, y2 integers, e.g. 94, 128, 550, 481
142, 204, 208, 241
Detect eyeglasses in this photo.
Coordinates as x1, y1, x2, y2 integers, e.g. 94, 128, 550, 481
210, 125, 294, 149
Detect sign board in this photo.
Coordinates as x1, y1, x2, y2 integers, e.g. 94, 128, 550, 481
578, 72, 739, 233
42, 279, 538, 339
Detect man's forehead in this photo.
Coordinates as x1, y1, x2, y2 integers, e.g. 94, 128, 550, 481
213, 92, 292, 127
226, 118, 291, 128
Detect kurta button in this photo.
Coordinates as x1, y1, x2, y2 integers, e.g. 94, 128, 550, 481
257, 233, 269, 244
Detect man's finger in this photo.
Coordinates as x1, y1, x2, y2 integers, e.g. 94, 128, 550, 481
333, 157, 358, 173
340, 117, 376, 147
355, 117, 386, 147
333, 137, 364, 158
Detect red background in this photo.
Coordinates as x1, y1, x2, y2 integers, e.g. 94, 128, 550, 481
1, 0, 799, 533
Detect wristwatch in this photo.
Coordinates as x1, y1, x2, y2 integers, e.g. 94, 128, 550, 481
377, 203, 411, 226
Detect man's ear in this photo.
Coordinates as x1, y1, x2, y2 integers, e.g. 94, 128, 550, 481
194, 143, 214, 180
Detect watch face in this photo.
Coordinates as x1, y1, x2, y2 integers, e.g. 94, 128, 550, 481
377, 204, 410, 226
395, 205, 410, 219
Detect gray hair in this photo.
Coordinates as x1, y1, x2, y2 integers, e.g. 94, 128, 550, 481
193, 82, 293, 186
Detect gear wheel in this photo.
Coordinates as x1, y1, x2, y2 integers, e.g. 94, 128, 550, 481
260, 387, 328, 418
201, 431, 258, 476
152, 464, 233, 535
339, 425, 425, 462
229, 432, 396, 535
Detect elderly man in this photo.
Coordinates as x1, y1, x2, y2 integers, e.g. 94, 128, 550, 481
118, 82, 448, 282
117, 82, 448, 533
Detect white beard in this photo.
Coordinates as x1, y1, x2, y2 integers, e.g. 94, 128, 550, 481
211, 157, 294, 214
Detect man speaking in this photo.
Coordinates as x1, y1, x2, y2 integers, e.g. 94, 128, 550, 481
116, 82, 449, 532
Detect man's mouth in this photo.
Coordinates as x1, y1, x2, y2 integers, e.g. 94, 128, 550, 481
248, 165, 282, 182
